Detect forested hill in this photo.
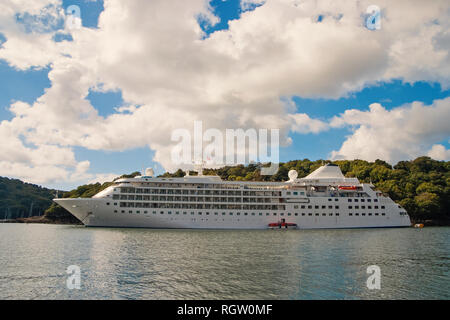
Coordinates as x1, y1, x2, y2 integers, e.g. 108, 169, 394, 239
0, 177, 59, 220
2, 157, 449, 225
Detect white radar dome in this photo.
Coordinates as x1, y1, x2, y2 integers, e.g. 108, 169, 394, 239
145, 168, 154, 177
288, 169, 298, 181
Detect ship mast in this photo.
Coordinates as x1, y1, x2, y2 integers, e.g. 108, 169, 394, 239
193, 161, 204, 176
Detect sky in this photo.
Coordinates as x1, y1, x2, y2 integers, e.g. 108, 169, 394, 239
0, 0, 449, 190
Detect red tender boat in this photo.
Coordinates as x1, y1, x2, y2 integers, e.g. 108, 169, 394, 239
268, 219, 297, 229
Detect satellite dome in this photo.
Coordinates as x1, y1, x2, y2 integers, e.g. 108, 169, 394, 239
288, 169, 298, 181
145, 168, 154, 177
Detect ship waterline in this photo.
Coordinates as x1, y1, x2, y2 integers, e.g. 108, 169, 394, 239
54, 164, 411, 229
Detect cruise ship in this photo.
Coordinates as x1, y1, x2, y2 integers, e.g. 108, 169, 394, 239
54, 164, 411, 229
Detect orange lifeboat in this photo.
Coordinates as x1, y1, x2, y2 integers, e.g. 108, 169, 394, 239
338, 185, 357, 190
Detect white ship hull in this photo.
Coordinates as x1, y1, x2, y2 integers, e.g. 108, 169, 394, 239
54, 164, 411, 230
54, 197, 411, 230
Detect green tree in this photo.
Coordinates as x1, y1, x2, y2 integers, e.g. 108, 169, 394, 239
414, 192, 440, 219
2, 156, 448, 225
416, 182, 441, 195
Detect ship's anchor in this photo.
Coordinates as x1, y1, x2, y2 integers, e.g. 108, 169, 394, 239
80, 212, 93, 224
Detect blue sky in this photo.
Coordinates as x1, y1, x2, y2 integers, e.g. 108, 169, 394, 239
0, 0, 449, 190
283, 80, 450, 161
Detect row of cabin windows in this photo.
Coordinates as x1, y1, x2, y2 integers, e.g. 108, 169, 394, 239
119, 187, 282, 197
118, 184, 263, 190
110, 203, 386, 217
295, 205, 340, 209
286, 191, 306, 196
113, 210, 344, 217
111, 195, 381, 208
286, 191, 372, 198
112, 202, 394, 212
112, 210, 387, 217
348, 198, 377, 202
108, 202, 384, 211
117, 202, 285, 210
119, 187, 377, 200
349, 213, 385, 216
113, 195, 280, 203
348, 205, 384, 209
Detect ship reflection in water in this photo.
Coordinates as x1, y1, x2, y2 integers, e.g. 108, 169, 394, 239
0, 224, 448, 299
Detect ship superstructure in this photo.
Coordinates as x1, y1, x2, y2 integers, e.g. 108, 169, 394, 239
54, 164, 411, 229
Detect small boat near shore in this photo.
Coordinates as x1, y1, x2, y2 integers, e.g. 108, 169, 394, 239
268, 219, 298, 229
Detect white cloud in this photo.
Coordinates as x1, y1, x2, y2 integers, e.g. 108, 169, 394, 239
289, 113, 329, 134
0, 0, 449, 184
0, 161, 68, 184
87, 173, 120, 185
330, 98, 450, 163
0, 1, 65, 70
70, 160, 91, 181
114, 104, 138, 113
427, 144, 450, 161
241, 0, 266, 11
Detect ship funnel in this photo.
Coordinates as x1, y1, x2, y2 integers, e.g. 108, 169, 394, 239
304, 163, 344, 179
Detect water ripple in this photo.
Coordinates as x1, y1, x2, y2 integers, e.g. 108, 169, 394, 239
0, 224, 448, 299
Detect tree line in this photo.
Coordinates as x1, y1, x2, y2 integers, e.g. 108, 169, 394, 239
3, 156, 446, 225
0, 177, 58, 220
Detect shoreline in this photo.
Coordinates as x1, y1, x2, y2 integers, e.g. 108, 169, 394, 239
0, 216, 82, 225
1, 217, 449, 227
